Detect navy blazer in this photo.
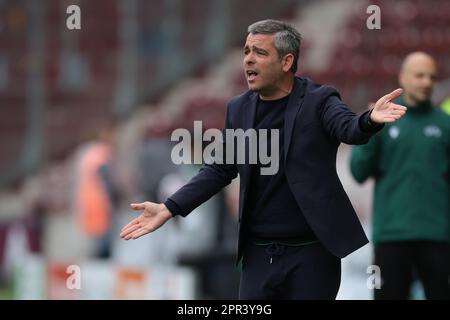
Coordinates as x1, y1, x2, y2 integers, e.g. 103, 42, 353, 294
167, 77, 382, 263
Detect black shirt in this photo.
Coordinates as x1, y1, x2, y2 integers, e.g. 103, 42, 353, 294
245, 94, 316, 242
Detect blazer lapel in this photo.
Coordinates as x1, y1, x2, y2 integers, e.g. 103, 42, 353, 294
242, 92, 258, 131
284, 77, 307, 160
241, 92, 258, 192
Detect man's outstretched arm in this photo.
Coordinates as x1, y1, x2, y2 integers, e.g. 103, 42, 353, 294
120, 156, 238, 240
120, 106, 238, 240
321, 88, 406, 144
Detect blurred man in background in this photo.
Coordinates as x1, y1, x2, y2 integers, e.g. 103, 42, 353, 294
74, 121, 117, 259
351, 52, 450, 300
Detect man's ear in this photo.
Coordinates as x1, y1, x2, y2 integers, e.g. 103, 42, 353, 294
282, 54, 294, 72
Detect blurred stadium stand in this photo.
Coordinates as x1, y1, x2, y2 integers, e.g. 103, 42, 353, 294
310, 0, 450, 109
0, 0, 301, 188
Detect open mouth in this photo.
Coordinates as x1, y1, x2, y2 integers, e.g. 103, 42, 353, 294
246, 70, 258, 81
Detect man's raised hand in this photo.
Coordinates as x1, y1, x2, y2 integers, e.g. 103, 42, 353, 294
370, 88, 407, 124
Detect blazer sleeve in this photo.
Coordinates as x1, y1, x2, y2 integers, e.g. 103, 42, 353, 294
320, 90, 384, 145
164, 104, 238, 217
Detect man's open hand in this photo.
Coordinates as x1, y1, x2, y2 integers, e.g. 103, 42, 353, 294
370, 88, 407, 124
120, 202, 172, 240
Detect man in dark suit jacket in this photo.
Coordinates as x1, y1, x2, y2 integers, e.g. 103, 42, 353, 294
120, 19, 406, 299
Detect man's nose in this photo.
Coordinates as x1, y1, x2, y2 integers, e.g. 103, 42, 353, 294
244, 52, 255, 65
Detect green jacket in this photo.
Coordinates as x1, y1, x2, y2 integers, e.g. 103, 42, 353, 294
350, 96, 450, 244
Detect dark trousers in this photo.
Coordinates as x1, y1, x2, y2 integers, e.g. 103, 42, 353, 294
374, 241, 450, 300
239, 241, 341, 300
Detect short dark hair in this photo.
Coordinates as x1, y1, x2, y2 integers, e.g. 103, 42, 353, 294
247, 19, 301, 73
